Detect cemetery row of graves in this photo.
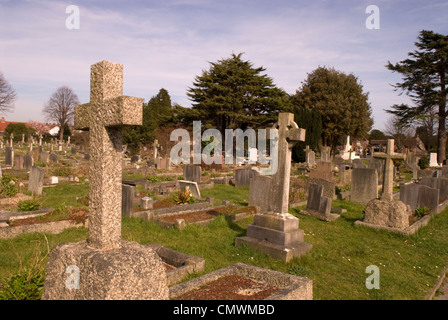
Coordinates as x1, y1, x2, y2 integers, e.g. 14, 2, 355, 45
0, 134, 448, 299
1, 61, 447, 300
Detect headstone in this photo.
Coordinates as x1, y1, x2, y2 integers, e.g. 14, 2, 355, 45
140, 196, 153, 210
14, 155, 24, 170
234, 167, 260, 188
248, 147, 258, 163
321, 146, 331, 162
24, 154, 33, 170
350, 168, 378, 204
400, 183, 439, 214
130, 155, 139, 164
236, 112, 312, 262
71, 147, 77, 155
156, 157, 171, 171
49, 176, 58, 184
430, 153, 440, 167
305, 183, 338, 221
40, 151, 49, 163
248, 175, 272, 213
309, 162, 333, 181
5, 147, 13, 166
306, 177, 336, 200
183, 164, 201, 182
33, 148, 40, 162
374, 139, 405, 201
178, 180, 201, 199
122, 184, 135, 218
28, 166, 45, 196
42, 60, 169, 300
49, 153, 58, 164
352, 159, 365, 169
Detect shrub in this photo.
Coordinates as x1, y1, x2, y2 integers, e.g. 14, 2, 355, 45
415, 206, 430, 218
0, 174, 18, 198
418, 156, 429, 170
17, 199, 40, 212
0, 267, 45, 300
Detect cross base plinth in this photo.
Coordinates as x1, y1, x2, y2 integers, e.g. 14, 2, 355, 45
235, 213, 312, 262
42, 240, 169, 300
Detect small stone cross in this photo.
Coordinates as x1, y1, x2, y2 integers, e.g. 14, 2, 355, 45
74, 61, 143, 250
270, 113, 306, 213
373, 139, 405, 201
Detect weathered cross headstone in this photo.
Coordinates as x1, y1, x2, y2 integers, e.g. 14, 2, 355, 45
236, 112, 312, 262
42, 60, 169, 300
304, 145, 315, 165
373, 139, 405, 201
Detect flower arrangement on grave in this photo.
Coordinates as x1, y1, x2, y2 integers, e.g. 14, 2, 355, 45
173, 187, 193, 205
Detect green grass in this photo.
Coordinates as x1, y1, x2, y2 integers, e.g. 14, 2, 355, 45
1, 182, 448, 299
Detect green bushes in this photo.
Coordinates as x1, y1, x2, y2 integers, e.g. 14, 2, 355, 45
0, 174, 18, 198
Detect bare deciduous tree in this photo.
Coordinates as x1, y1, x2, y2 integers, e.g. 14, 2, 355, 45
0, 71, 17, 114
42, 86, 79, 142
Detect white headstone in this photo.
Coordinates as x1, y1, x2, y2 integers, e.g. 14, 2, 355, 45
429, 153, 440, 167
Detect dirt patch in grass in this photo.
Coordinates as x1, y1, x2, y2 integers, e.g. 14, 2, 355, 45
8, 208, 88, 227
173, 275, 280, 300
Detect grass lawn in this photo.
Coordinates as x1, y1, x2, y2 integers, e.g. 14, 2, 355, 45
1, 183, 448, 299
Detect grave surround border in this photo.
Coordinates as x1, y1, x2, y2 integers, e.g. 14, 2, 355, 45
354, 199, 448, 235
169, 262, 313, 300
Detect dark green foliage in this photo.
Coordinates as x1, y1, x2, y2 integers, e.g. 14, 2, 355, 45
187, 53, 291, 134
291, 106, 322, 162
386, 30, 448, 163
0, 266, 45, 300
123, 88, 174, 154
3, 123, 34, 143
0, 174, 18, 198
369, 129, 387, 141
418, 156, 429, 169
17, 200, 40, 212
293, 66, 373, 153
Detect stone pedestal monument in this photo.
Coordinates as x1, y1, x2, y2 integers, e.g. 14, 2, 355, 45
236, 113, 312, 262
42, 61, 169, 300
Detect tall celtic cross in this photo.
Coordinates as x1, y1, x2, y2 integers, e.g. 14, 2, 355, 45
374, 139, 405, 201
74, 61, 143, 250
269, 113, 306, 213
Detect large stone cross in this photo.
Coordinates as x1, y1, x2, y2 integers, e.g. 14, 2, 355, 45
270, 113, 306, 213
373, 139, 405, 201
74, 60, 143, 250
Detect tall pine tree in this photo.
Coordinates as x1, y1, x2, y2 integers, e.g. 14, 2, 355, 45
187, 53, 291, 134
386, 30, 448, 163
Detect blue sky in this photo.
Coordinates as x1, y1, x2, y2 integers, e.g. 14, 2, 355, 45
1, 0, 447, 131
